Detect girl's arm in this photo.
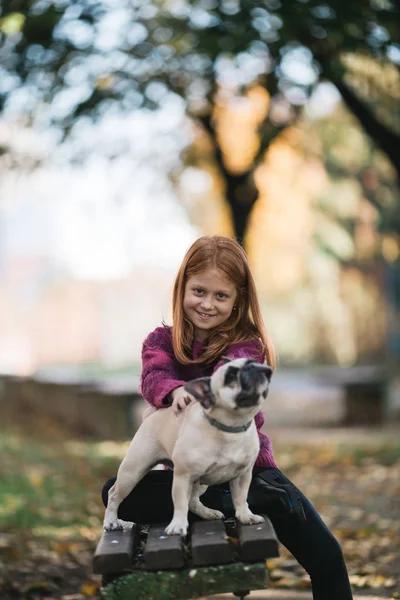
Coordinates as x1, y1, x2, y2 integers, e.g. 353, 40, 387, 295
140, 329, 186, 409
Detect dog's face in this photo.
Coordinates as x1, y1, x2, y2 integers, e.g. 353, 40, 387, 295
184, 358, 272, 415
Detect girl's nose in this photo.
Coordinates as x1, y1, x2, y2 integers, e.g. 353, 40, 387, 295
201, 296, 214, 310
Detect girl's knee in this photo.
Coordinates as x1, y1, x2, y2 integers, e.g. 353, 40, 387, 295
101, 477, 117, 507
311, 533, 345, 574
327, 535, 345, 565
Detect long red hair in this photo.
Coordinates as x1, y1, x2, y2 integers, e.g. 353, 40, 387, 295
171, 236, 276, 368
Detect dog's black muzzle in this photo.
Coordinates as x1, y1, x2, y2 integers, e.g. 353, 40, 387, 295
235, 393, 260, 408
235, 362, 270, 408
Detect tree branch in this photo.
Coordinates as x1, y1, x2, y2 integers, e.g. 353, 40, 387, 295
319, 58, 400, 175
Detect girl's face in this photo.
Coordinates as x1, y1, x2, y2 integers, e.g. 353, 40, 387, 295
183, 267, 237, 341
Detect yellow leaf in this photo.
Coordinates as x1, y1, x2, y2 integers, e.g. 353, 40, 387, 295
298, 574, 312, 588
80, 581, 100, 597
225, 535, 240, 546
273, 577, 298, 588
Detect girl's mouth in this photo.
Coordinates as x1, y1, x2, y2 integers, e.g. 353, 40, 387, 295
196, 311, 216, 319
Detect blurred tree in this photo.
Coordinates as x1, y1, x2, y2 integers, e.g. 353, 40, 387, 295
0, 0, 399, 240
305, 107, 400, 252
300, 105, 400, 363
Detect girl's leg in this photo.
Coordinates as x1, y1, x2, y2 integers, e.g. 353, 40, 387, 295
249, 468, 353, 600
102, 470, 175, 524
101, 471, 230, 524
102, 472, 232, 524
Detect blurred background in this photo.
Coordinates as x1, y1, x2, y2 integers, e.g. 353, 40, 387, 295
0, 1, 400, 599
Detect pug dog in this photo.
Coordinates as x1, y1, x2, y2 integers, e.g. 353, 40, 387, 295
103, 357, 272, 536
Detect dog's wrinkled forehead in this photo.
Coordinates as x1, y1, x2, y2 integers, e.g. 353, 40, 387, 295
213, 357, 272, 388
221, 358, 251, 386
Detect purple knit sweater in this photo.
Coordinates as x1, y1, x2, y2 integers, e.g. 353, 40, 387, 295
139, 326, 277, 468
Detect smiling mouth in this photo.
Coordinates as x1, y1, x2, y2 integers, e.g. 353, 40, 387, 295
196, 311, 216, 319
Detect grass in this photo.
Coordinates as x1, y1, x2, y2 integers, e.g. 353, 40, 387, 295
0, 430, 124, 538
348, 444, 400, 466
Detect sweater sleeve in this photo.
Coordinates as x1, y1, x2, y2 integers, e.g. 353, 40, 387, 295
139, 327, 186, 409
213, 338, 266, 373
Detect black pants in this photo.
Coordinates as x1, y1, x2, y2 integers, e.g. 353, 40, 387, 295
102, 467, 353, 600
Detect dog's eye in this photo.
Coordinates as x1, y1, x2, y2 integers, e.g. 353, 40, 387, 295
224, 366, 239, 386
245, 359, 258, 367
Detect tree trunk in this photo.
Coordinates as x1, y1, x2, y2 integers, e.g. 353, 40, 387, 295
224, 169, 259, 244
198, 114, 261, 245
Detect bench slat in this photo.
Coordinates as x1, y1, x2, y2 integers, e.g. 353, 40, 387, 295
191, 519, 234, 567
144, 524, 185, 570
237, 516, 279, 562
93, 526, 137, 574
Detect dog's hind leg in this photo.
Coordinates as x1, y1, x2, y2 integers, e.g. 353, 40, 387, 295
103, 425, 167, 531
189, 483, 225, 520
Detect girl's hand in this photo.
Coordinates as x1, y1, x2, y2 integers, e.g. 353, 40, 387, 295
171, 386, 195, 416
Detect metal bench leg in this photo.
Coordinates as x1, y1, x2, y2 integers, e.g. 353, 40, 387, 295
233, 590, 250, 599
102, 572, 125, 587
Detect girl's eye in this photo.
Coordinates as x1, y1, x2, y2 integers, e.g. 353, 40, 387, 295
216, 292, 226, 299
194, 288, 204, 295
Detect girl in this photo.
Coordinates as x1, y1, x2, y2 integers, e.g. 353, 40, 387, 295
102, 235, 353, 600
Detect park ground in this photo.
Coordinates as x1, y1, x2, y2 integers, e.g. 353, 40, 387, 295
0, 416, 399, 600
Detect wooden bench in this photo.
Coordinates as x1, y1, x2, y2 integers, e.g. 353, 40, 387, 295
93, 516, 279, 600
316, 365, 388, 425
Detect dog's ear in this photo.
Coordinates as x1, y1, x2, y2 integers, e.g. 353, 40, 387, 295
184, 377, 214, 408
220, 356, 232, 364
257, 364, 273, 382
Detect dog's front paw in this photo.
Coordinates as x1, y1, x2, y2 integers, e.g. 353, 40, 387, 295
236, 510, 265, 525
165, 518, 188, 537
103, 518, 124, 531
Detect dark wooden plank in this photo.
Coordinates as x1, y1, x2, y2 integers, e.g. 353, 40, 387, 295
93, 525, 137, 574
191, 519, 234, 567
237, 516, 279, 562
100, 561, 268, 600
144, 524, 185, 570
